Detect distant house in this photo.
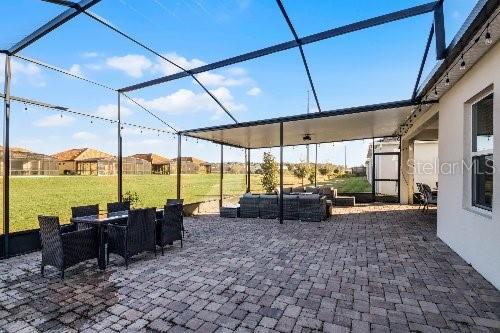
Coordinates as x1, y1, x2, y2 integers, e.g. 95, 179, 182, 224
52, 148, 115, 175
0, 146, 58, 176
351, 166, 366, 176
170, 157, 208, 174
123, 156, 152, 175
130, 153, 170, 174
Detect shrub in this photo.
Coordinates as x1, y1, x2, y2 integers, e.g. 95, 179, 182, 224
123, 191, 141, 207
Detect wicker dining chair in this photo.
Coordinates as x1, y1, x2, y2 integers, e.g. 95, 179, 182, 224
166, 199, 184, 235
38, 215, 99, 279
71, 204, 99, 230
157, 204, 183, 254
107, 208, 157, 267
420, 183, 437, 211
107, 201, 131, 213
415, 183, 424, 209
71, 204, 99, 218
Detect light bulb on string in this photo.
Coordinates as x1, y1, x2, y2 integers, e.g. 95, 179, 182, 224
485, 24, 492, 45
445, 73, 450, 86
434, 86, 438, 96
460, 54, 466, 70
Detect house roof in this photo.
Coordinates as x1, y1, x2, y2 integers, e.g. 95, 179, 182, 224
0, 145, 56, 160
52, 148, 114, 161
182, 100, 428, 149
52, 148, 87, 161
130, 153, 169, 165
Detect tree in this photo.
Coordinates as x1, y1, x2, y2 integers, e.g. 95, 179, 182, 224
318, 164, 333, 177
260, 152, 279, 193
308, 170, 315, 185
292, 163, 310, 186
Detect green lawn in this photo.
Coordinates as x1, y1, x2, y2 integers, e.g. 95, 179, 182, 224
0, 174, 369, 233
318, 176, 372, 193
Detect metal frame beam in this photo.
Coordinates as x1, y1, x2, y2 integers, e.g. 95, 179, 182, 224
43, 0, 237, 123
434, 0, 447, 60
8, 0, 101, 55
275, 0, 321, 112
3, 55, 11, 257
121, 2, 438, 92
412, 24, 434, 101
182, 99, 438, 138
219, 145, 223, 208
176, 134, 182, 200
117, 92, 123, 201
246, 149, 251, 193
279, 122, 284, 224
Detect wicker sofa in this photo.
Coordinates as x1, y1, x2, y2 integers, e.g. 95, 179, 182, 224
239, 189, 330, 221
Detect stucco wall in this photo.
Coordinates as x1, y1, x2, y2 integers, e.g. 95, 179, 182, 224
437, 41, 500, 289
413, 141, 439, 188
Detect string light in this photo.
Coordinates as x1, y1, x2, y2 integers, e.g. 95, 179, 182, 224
460, 54, 466, 70
434, 86, 438, 96
485, 23, 492, 45
445, 73, 450, 86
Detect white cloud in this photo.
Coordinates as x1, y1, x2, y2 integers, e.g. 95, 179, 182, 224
35, 114, 75, 127
85, 63, 103, 71
82, 51, 99, 58
68, 64, 84, 77
196, 72, 250, 87
6, 59, 46, 87
73, 131, 98, 141
106, 54, 152, 78
153, 52, 205, 75
246, 87, 262, 96
134, 87, 246, 115
94, 104, 132, 118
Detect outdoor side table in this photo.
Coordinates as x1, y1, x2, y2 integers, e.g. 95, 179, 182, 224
220, 205, 240, 218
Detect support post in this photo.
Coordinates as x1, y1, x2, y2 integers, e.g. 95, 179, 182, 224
434, 0, 446, 60
2, 55, 11, 258
372, 137, 376, 202
314, 144, 318, 187
177, 134, 181, 200
279, 122, 284, 224
117, 92, 122, 201
246, 149, 251, 193
398, 136, 402, 203
219, 144, 223, 208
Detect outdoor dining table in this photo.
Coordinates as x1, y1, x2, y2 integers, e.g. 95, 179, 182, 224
70, 209, 164, 269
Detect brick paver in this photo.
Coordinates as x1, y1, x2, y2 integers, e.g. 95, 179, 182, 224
0, 204, 499, 332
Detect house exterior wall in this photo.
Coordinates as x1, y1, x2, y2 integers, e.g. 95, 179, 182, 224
57, 161, 76, 175
437, 41, 500, 289
413, 141, 439, 189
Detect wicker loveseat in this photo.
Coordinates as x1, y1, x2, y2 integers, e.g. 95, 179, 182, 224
239, 193, 260, 218
298, 194, 327, 222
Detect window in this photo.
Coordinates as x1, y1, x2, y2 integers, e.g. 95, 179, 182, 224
471, 93, 493, 211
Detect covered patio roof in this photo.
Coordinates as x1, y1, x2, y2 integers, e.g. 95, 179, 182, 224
182, 99, 436, 149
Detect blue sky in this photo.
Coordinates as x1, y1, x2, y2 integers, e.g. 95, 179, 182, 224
0, 0, 476, 165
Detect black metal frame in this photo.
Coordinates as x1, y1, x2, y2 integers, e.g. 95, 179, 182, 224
371, 137, 402, 203
1, 0, 492, 255
120, 2, 439, 92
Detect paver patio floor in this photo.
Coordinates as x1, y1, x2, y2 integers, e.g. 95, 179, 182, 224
0, 204, 499, 332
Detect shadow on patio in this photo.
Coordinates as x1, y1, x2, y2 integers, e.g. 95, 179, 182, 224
0, 204, 499, 332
